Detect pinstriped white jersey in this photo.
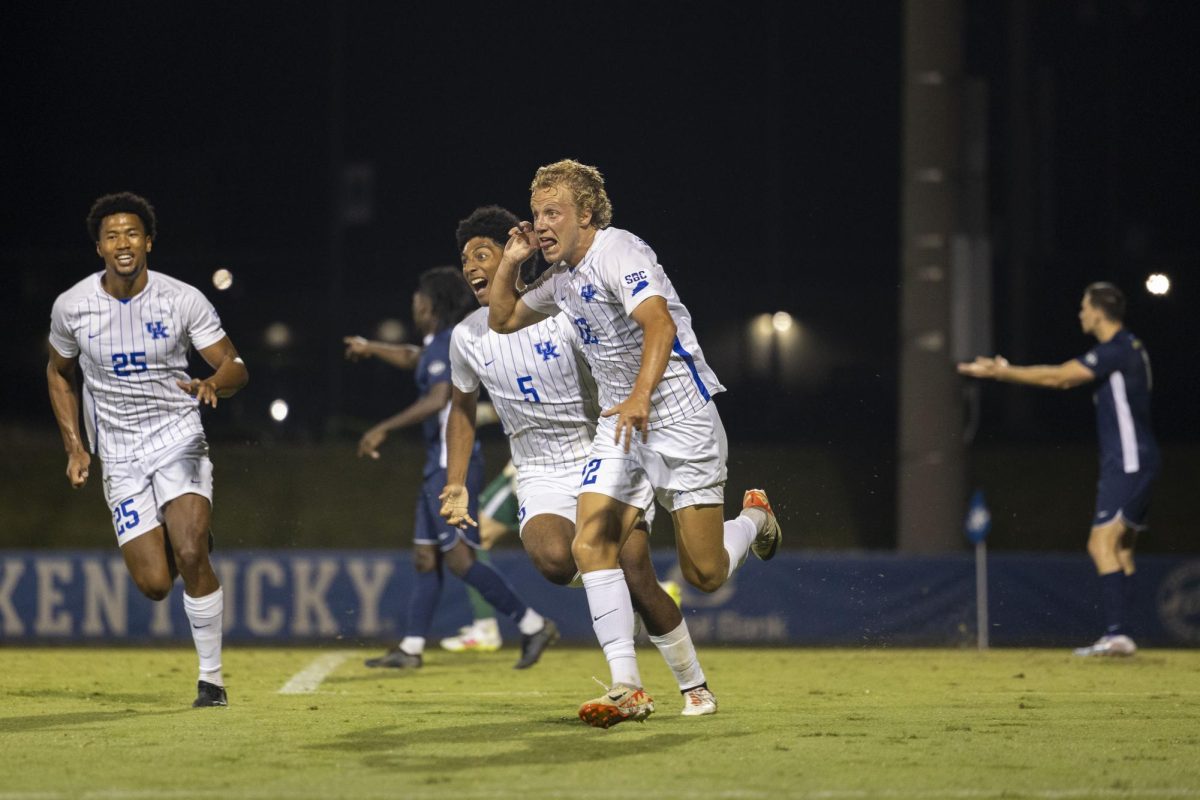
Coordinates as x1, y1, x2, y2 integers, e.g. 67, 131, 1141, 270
522, 226, 725, 429
450, 308, 598, 474
48, 270, 226, 463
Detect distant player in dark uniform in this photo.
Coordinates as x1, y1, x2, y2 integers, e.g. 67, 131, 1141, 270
959, 282, 1159, 656
346, 266, 557, 670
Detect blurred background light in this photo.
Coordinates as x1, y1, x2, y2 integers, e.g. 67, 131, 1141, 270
376, 318, 407, 343
263, 322, 293, 349
269, 399, 290, 422
1145, 273, 1171, 296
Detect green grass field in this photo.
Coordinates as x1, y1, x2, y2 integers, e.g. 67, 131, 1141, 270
2, 646, 1198, 799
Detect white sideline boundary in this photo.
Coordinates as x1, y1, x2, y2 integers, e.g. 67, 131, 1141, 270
277, 651, 357, 695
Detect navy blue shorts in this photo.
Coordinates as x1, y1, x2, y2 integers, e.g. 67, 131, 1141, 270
1093, 466, 1158, 531
413, 458, 484, 552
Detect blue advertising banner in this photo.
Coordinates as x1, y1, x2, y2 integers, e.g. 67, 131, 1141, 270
0, 550, 1197, 646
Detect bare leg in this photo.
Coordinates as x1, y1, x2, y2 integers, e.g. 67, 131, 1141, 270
120, 526, 176, 601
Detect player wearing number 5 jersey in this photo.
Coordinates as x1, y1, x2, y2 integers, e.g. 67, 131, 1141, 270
441, 206, 716, 722
487, 162, 781, 726
47, 192, 248, 708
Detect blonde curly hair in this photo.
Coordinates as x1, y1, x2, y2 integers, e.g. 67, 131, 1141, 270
530, 159, 613, 229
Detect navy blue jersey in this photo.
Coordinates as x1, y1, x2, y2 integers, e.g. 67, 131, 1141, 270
1076, 329, 1159, 475
416, 328, 479, 476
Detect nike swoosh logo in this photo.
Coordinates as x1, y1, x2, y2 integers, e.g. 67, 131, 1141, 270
592, 609, 617, 622
88, 333, 100, 339
191, 623, 213, 629
484, 359, 495, 367
607, 692, 625, 702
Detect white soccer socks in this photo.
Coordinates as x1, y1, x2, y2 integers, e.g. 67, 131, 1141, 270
723, 514, 758, 578
649, 620, 706, 691
581, 568, 641, 688
517, 608, 547, 636
399, 636, 426, 656
183, 587, 224, 687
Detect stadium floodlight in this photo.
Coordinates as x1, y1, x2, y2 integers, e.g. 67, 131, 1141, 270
772, 311, 794, 332
376, 318, 407, 343
269, 399, 290, 422
1145, 273, 1170, 296
263, 322, 293, 349
211, 268, 234, 291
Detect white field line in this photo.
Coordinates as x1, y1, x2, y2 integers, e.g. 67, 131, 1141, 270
277, 651, 357, 694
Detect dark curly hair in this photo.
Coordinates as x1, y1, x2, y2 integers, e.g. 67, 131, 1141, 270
454, 204, 549, 286
86, 192, 158, 242
417, 265, 476, 331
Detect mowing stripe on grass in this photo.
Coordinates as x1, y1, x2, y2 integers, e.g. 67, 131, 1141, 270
3, 788, 1200, 799
277, 651, 355, 694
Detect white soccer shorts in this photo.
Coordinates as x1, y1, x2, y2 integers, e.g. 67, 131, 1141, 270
516, 465, 657, 535
583, 400, 727, 513
101, 436, 213, 546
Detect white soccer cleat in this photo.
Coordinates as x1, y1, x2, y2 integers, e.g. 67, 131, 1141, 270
578, 682, 655, 728
680, 684, 718, 716
440, 618, 502, 653
1073, 634, 1137, 657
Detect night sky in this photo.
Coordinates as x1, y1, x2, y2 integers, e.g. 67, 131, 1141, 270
4, 1, 1197, 448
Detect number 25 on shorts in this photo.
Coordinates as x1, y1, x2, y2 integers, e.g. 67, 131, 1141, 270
112, 498, 140, 535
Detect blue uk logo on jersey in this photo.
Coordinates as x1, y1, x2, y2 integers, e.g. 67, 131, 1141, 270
580, 284, 597, 303
631, 280, 649, 296
146, 321, 169, 339
534, 342, 561, 361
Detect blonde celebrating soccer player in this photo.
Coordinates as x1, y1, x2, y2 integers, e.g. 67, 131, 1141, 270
487, 161, 781, 727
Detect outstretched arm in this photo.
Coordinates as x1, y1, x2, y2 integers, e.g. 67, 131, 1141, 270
957, 355, 1094, 390
487, 222, 550, 333
343, 336, 422, 369
601, 295, 677, 452
46, 349, 90, 488
439, 386, 481, 529
358, 381, 451, 459
179, 335, 250, 407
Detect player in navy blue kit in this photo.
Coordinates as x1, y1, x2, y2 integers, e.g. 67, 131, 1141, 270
959, 283, 1159, 656
347, 266, 557, 670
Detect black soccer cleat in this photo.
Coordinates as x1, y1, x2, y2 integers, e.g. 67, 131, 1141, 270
364, 646, 423, 669
193, 680, 228, 708
514, 619, 559, 669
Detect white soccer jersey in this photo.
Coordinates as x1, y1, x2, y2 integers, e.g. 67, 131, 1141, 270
48, 270, 226, 463
450, 308, 598, 473
522, 226, 724, 429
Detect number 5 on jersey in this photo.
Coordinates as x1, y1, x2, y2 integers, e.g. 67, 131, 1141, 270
517, 375, 541, 403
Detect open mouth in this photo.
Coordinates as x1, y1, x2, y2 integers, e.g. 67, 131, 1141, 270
116, 254, 135, 267
469, 276, 488, 294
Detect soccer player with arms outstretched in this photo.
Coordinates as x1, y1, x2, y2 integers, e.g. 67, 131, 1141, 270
958, 283, 1159, 656
349, 266, 558, 671
440, 206, 717, 723
47, 193, 249, 707
487, 162, 782, 726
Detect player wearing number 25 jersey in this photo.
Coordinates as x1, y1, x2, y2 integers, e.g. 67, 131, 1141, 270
47, 192, 248, 709
49, 268, 226, 465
